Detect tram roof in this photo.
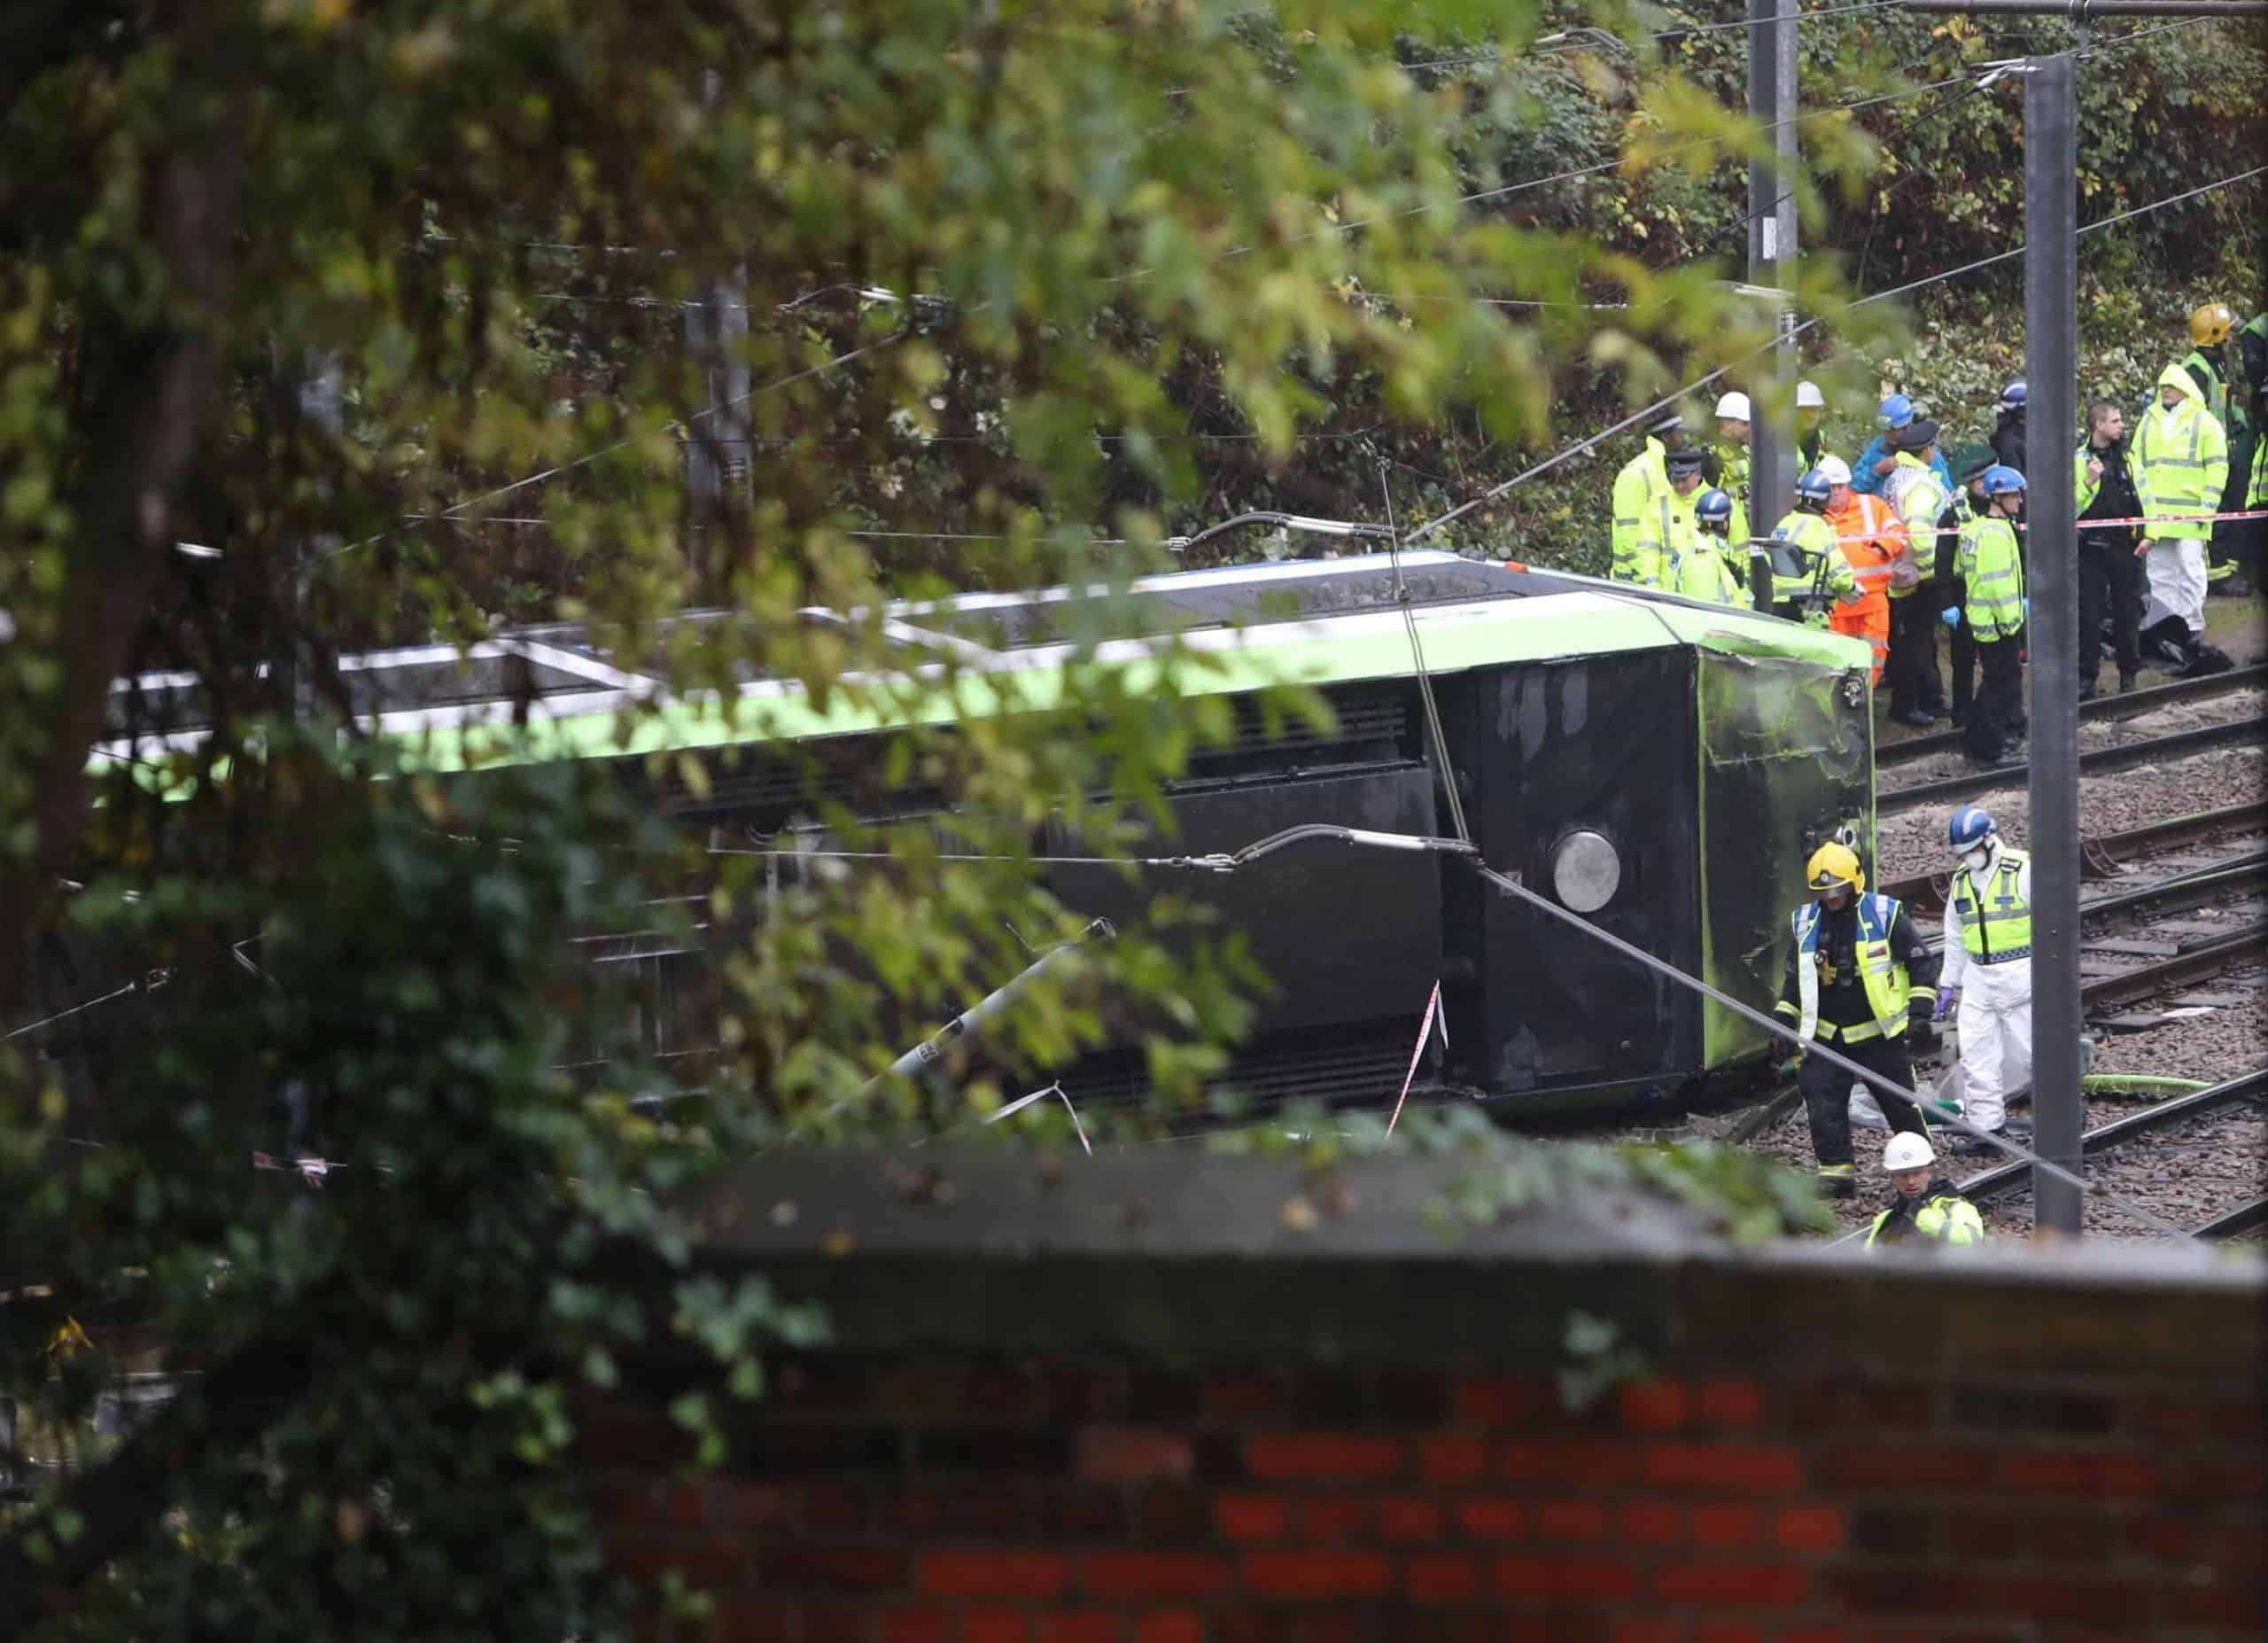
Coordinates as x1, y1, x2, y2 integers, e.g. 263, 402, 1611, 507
98, 552, 1868, 774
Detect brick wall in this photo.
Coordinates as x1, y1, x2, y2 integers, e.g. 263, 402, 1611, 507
597, 1149, 2268, 1642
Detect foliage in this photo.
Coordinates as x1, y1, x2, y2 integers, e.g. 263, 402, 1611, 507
0, 3, 1870, 1639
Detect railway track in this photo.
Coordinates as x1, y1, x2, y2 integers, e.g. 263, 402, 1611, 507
2193, 1195, 2268, 1242
1878, 710, 2266, 816
1876, 800, 2265, 912
1953, 1067, 2268, 1223
1875, 664, 2267, 771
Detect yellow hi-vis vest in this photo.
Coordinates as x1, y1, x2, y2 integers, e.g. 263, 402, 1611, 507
1955, 514, 2025, 640
2135, 377, 2230, 541
1790, 893, 1914, 1044
1884, 455, 1949, 599
1611, 440, 1672, 585
1951, 847, 2032, 964
1866, 1194, 1985, 1249
1767, 511, 1856, 627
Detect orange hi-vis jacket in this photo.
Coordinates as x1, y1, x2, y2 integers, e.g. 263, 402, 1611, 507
1825, 491, 1905, 682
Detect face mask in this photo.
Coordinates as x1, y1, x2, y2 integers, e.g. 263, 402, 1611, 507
1961, 845, 1992, 874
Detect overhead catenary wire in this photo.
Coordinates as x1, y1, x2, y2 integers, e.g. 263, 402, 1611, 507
1402, 157, 2268, 545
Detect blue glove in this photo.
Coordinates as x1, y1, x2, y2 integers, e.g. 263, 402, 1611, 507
1931, 985, 1954, 1022
2022, 597, 2030, 620
1940, 607, 1961, 628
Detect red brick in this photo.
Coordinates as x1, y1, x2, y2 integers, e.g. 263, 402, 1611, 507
1697, 1381, 1763, 1429
959, 1615, 1029, 1643
1040, 1486, 1124, 1541
1535, 1499, 1608, 1539
1619, 1500, 1682, 1544
1132, 1485, 1210, 1543
805, 1608, 875, 1643
617, 1535, 748, 1590
1403, 1553, 1481, 1602
1418, 1435, 1487, 1483
1692, 1627, 1765, 1643
1206, 1373, 1285, 1420
1775, 1505, 1845, 1553
1245, 1434, 1404, 1482
1241, 1551, 1392, 1600
881, 1614, 953, 1643
1454, 1377, 1552, 1425
918, 1551, 1069, 1600
719, 1482, 795, 1530
1293, 1498, 1366, 1540
1490, 1556, 1637, 1603
1076, 1428, 1192, 1483
2087, 1454, 2156, 1496
967, 1365, 1040, 1418
1645, 1444, 1802, 1491
1619, 1379, 1689, 1431
1133, 1616, 1200, 1643
1084, 1553, 1232, 1600
1652, 1563, 1808, 1608
1819, 1445, 1991, 1491
1610, 1624, 1682, 1643
1038, 1614, 1122, 1643
1689, 1504, 1758, 1548
1998, 1451, 2089, 1491
709, 1596, 806, 1640
1215, 1493, 1289, 1541
1455, 1497, 1526, 1538
1376, 1497, 1441, 1540
805, 1482, 867, 1531
884, 1485, 1028, 1538
757, 1542, 905, 1593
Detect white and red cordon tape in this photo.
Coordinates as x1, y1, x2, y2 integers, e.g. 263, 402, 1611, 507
1386, 981, 1449, 1136
1808, 506, 2268, 547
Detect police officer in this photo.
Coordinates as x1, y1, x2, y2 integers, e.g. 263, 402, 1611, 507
1713, 392, 1753, 520
1775, 842, 1941, 1198
1947, 465, 2028, 767
1672, 488, 1746, 604
1620, 447, 1712, 590
1864, 1133, 1984, 1250
1882, 419, 1952, 727
1933, 807, 2031, 1141
1611, 410, 1691, 585
2076, 399, 2145, 697
1767, 469, 1861, 627
1989, 380, 2027, 477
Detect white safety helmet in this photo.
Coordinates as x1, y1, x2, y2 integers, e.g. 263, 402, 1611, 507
1883, 1133, 1936, 1172
1815, 455, 1853, 487
1714, 391, 1751, 422
1797, 380, 1826, 409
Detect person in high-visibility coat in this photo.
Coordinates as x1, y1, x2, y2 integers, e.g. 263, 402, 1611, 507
2182, 301, 2251, 595
1775, 842, 1940, 1198
1767, 469, 1861, 627
1881, 419, 1952, 727
1865, 1133, 1984, 1250
1712, 392, 1753, 522
2134, 362, 2232, 677
1946, 464, 2028, 767
1610, 411, 1692, 585
1689, 487, 1751, 601
1619, 445, 1711, 590
1820, 455, 1903, 685
1931, 806, 2031, 1140
1668, 487, 1745, 605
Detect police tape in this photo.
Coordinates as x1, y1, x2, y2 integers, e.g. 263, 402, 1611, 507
1786, 504, 2268, 547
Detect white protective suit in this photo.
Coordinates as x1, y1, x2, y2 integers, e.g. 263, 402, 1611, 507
1940, 843, 2033, 1132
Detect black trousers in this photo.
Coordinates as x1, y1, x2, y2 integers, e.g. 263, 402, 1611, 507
1968, 632, 2023, 761
1885, 595, 1944, 717
1801, 1031, 1928, 1170
2078, 539, 2143, 685
1946, 617, 1975, 720
2210, 431, 2255, 580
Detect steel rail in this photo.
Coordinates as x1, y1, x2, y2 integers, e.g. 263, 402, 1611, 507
1956, 1067, 2268, 1206
2076, 922, 2268, 1013
1879, 712, 2266, 815
1876, 665, 2267, 770
2191, 1195, 2268, 1242
1885, 842, 2267, 921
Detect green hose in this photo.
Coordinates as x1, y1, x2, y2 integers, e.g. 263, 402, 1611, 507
2080, 1073, 2212, 1099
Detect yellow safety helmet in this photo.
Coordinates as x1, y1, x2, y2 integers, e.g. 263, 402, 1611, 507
2189, 302, 2236, 347
1806, 841, 1865, 896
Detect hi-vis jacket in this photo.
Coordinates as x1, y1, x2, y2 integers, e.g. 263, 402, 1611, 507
1954, 513, 2025, 641
1775, 892, 1938, 1045
2135, 362, 2230, 542
1612, 440, 1673, 585
1882, 454, 1950, 598
1866, 1190, 1985, 1249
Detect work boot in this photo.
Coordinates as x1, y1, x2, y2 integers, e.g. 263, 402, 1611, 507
1891, 709, 1933, 728
2117, 671, 2138, 693
2078, 678, 2099, 701
1815, 1165, 1857, 1201
2210, 572, 2253, 597
2176, 639, 2234, 678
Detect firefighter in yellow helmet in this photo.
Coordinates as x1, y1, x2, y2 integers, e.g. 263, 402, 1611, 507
2181, 302, 2253, 596
1773, 841, 1941, 1198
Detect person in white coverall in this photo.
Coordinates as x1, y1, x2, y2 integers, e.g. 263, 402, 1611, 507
1934, 806, 2033, 1137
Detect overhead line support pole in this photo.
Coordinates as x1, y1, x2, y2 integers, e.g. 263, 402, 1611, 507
2024, 52, 2084, 1237
1747, 0, 1799, 612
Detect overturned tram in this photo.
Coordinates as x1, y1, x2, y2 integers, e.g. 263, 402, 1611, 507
83, 553, 1875, 1118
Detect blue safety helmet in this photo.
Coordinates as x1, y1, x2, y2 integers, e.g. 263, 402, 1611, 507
1998, 379, 2027, 414
1795, 468, 1834, 508
1948, 806, 1997, 853
1695, 487, 1735, 530
1981, 463, 2028, 499
1876, 392, 1915, 432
